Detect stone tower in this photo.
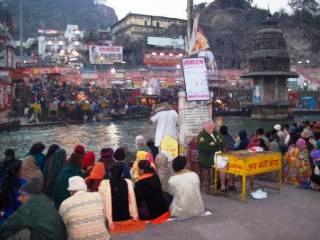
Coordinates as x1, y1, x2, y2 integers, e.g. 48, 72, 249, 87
241, 16, 298, 119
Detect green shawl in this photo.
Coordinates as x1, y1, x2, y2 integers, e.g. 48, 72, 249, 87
52, 163, 83, 208
43, 149, 66, 199
0, 194, 66, 240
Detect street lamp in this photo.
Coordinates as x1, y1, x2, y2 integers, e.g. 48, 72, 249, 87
110, 68, 116, 74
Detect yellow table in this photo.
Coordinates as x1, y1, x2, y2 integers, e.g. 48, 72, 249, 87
214, 150, 282, 203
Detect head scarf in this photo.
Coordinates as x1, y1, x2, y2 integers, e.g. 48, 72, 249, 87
81, 151, 95, 170
155, 153, 171, 192
296, 138, 306, 149
43, 148, 67, 197
131, 151, 156, 182
100, 148, 113, 159
85, 162, 105, 181
74, 144, 85, 155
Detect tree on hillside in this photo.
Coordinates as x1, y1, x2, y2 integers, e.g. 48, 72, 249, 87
0, 1, 13, 33
289, 0, 319, 14
213, 0, 251, 9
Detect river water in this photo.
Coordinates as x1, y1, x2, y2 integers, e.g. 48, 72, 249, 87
0, 115, 318, 159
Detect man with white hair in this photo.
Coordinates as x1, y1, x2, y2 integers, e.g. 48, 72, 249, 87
59, 176, 110, 240
196, 120, 224, 191
135, 135, 147, 150
274, 124, 286, 152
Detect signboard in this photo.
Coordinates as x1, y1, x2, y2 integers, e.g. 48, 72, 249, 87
223, 151, 282, 176
182, 58, 210, 101
160, 136, 178, 160
178, 91, 212, 145
89, 46, 123, 65
147, 36, 185, 50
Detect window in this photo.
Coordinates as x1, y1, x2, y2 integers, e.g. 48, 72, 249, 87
145, 21, 147, 26
156, 22, 160, 28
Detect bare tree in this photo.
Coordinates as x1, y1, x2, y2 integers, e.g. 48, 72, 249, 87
289, 0, 319, 14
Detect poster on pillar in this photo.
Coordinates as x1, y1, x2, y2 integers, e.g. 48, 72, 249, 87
182, 58, 210, 101
178, 91, 212, 145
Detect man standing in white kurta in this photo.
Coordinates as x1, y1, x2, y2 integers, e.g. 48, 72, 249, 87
151, 100, 178, 147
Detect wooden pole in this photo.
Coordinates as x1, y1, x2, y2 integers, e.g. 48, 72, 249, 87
19, 0, 24, 60
187, 0, 193, 55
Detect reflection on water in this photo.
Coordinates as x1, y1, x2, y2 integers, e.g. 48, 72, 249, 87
0, 120, 155, 158
0, 115, 318, 159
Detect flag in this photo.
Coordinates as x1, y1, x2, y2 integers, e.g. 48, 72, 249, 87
187, 14, 210, 55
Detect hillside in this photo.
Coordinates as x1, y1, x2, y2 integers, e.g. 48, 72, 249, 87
6, 0, 118, 38
199, 0, 320, 68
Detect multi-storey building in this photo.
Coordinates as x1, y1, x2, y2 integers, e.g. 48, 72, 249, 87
111, 13, 186, 66
112, 13, 186, 41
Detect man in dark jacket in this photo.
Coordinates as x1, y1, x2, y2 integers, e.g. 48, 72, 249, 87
0, 178, 66, 240
196, 120, 224, 191
196, 120, 224, 169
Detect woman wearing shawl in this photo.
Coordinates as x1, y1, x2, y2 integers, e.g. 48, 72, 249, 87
44, 144, 60, 165
43, 148, 67, 198
155, 152, 172, 194
21, 145, 44, 188
52, 153, 84, 208
99, 165, 145, 234
85, 162, 106, 191
131, 150, 155, 182
135, 160, 170, 224
284, 138, 312, 186
28, 142, 46, 171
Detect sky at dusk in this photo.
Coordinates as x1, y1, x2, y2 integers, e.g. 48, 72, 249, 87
107, 0, 290, 20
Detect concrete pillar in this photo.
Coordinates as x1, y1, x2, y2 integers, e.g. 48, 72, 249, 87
274, 77, 279, 102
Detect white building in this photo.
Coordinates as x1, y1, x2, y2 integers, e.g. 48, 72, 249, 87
37, 25, 84, 67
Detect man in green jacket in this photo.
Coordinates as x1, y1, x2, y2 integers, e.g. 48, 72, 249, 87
0, 178, 66, 240
196, 120, 224, 191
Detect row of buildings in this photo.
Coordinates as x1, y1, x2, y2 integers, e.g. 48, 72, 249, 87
1, 12, 320, 115
17, 13, 187, 71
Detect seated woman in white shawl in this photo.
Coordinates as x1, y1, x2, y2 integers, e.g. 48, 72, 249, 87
168, 156, 205, 219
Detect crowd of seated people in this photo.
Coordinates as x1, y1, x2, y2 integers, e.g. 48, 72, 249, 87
0, 137, 204, 239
